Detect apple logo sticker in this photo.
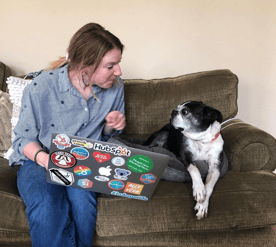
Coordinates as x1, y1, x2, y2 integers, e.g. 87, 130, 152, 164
98, 166, 112, 177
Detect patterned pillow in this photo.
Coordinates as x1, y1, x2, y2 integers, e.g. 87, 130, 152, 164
4, 76, 32, 160
0, 91, 12, 157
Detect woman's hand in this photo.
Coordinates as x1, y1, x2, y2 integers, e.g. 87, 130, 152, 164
104, 111, 125, 134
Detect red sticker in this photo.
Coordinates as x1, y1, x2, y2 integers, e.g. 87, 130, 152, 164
51, 151, 76, 168
93, 152, 111, 163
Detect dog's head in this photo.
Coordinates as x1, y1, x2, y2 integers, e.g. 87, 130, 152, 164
170, 101, 223, 134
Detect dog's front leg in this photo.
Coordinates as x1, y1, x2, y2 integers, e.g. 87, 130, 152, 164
187, 164, 206, 203
194, 163, 220, 220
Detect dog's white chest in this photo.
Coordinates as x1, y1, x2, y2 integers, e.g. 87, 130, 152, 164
187, 137, 223, 161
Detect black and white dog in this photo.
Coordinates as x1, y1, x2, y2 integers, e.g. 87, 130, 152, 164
143, 101, 224, 220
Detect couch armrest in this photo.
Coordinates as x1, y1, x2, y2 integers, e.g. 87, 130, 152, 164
0, 158, 20, 196
221, 119, 276, 172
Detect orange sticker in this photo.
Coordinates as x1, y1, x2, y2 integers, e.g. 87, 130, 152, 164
124, 182, 144, 195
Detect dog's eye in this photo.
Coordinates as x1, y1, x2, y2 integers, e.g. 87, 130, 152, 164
182, 109, 188, 115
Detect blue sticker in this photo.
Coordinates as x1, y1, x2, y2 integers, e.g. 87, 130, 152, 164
71, 147, 89, 160
108, 180, 125, 190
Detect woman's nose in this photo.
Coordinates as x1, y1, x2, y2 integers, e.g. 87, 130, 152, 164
114, 64, 122, 77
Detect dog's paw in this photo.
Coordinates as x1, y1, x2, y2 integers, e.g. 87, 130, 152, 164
192, 183, 206, 203
194, 200, 209, 220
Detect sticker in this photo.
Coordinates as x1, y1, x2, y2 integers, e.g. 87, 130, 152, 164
78, 179, 93, 188
71, 147, 89, 160
53, 134, 71, 149
93, 143, 131, 156
114, 168, 131, 180
111, 157, 125, 166
108, 180, 125, 190
140, 173, 157, 184
124, 182, 144, 195
49, 168, 74, 186
93, 152, 111, 163
51, 151, 76, 168
74, 166, 91, 176
111, 191, 148, 201
98, 166, 112, 176
127, 155, 154, 173
95, 176, 110, 182
71, 139, 93, 148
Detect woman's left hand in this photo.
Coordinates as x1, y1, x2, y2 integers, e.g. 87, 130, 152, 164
104, 111, 126, 133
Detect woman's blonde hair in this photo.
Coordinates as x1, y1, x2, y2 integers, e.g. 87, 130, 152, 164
48, 23, 124, 100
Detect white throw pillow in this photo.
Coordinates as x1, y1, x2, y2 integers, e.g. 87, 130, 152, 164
4, 76, 32, 160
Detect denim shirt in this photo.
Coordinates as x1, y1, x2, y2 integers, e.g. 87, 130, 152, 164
9, 65, 125, 166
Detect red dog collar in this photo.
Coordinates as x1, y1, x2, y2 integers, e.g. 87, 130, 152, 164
212, 132, 220, 141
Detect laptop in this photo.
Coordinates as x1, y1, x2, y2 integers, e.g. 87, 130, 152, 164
46, 133, 170, 201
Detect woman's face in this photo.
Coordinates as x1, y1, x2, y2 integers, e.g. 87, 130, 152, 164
83, 48, 122, 89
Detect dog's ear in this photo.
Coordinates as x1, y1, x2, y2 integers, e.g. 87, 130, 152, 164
203, 107, 223, 123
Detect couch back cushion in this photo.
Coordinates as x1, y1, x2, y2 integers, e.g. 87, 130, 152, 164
123, 69, 238, 136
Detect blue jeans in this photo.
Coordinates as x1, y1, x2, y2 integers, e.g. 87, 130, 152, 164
17, 160, 97, 247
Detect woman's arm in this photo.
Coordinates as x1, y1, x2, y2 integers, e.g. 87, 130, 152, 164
23, 142, 49, 169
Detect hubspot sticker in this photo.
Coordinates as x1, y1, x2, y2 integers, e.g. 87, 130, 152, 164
127, 155, 154, 173
74, 166, 92, 176
53, 134, 71, 149
71, 147, 89, 160
93, 152, 111, 163
51, 151, 76, 168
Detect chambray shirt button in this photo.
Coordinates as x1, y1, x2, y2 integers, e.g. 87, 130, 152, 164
85, 107, 88, 111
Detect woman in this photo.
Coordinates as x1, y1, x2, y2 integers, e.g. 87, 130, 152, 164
9, 23, 125, 247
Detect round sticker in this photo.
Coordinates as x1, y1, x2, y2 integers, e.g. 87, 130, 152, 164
53, 134, 71, 149
51, 151, 76, 168
71, 147, 89, 160
127, 155, 154, 173
140, 173, 157, 184
111, 157, 125, 166
108, 180, 125, 190
74, 165, 91, 176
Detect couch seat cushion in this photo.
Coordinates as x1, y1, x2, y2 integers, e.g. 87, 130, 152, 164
0, 158, 31, 244
96, 170, 276, 236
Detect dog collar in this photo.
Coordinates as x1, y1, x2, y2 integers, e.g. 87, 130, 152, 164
212, 132, 220, 141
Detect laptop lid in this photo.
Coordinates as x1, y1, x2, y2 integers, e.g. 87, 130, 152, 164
46, 133, 170, 201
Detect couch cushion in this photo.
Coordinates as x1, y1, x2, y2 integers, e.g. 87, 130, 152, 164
123, 69, 238, 135
0, 158, 31, 244
0, 91, 12, 157
93, 226, 276, 247
96, 170, 276, 236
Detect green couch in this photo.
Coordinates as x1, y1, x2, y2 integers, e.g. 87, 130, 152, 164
1, 61, 276, 246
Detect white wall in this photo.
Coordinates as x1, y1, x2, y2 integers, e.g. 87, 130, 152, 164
1, 0, 275, 137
